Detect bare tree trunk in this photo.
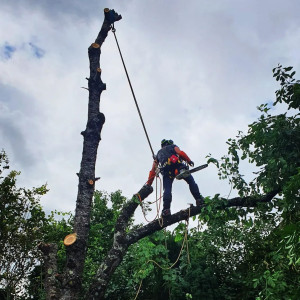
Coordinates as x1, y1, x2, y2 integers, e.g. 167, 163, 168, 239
59, 9, 122, 300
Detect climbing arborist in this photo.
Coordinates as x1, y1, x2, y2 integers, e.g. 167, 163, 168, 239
146, 139, 204, 217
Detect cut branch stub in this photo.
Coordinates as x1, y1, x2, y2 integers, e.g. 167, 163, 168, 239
64, 233, 77, 246
136, 184, 153, 201
91, 43, 100, 49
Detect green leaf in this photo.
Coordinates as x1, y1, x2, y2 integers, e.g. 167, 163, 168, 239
207, 157, 219, 168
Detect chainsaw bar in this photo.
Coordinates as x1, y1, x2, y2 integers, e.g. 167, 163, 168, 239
176, 164, 208, 180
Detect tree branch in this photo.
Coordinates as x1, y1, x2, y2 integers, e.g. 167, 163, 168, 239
127, 189, 281, 246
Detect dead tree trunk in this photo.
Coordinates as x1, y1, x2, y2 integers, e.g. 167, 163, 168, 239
59, 9, 122, 300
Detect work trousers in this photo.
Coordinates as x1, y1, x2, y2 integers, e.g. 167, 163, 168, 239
162, 174, 201, 210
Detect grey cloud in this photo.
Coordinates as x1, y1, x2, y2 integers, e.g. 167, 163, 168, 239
1, 0, 130, 24
0, 83, 40, 115
0, 118, 35, 169
0, 84, 40, 168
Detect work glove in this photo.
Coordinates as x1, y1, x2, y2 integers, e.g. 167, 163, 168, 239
189, 161, 194, 167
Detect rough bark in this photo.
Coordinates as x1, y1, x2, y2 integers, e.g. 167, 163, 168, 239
59, 9, 122, 300
39, 244, 59, 300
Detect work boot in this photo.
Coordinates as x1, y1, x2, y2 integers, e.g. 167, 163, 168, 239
161, 208, 171, 217
196, 196, 204, 207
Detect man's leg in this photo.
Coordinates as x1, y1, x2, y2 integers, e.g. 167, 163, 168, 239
183, 175, 204, 205
162, 175, 174, 215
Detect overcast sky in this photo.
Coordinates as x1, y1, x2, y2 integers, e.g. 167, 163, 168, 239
1, 0, 300, 223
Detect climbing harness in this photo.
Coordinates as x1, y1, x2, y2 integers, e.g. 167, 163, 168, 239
111, 24, 155, 158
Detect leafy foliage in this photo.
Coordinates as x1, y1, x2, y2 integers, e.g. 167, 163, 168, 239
204, 66, 300, 299
82, 190, 128, 293
0, 150, 73, 300
0, 150, 48, 299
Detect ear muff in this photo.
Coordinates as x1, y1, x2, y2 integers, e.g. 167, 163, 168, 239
161, 139, 168, 147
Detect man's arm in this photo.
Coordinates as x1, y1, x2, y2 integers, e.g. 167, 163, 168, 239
174, 146, 194, 166
146, 160, 158, 186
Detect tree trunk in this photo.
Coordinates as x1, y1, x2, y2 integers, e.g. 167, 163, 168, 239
60, 9, 122, 300
39, 244, 59, 300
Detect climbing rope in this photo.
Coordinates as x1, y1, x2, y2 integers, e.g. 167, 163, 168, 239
111, 23, 193, 299
111, 24, 155, 157
133, 208, 191, 299
137, 176, 163, 224
111, 25, 167, 226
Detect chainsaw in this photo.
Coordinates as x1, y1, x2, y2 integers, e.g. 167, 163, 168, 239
175, 164, 208, 180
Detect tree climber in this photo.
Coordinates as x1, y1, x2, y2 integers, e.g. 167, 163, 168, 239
146, 139, 204, 217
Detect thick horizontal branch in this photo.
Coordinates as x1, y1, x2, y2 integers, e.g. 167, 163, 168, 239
226, 189, 280, 207
126, 189, 281, 245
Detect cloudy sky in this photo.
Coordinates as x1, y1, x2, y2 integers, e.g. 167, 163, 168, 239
1, 0, 300, 223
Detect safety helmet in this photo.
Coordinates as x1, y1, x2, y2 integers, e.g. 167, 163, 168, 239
161, 139, 174, 147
